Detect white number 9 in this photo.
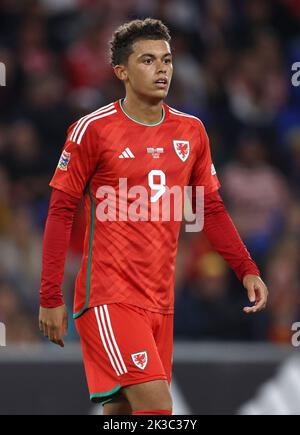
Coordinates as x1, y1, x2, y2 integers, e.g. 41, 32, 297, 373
148, 170, 166, 203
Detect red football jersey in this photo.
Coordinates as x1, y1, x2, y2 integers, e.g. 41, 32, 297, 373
50, 100, 220, 318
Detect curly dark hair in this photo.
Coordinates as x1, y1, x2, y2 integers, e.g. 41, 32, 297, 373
109, 18, 171, 67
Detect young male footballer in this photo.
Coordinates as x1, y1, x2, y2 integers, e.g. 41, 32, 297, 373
39, 18, 268, 415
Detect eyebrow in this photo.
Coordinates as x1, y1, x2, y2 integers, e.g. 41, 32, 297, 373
137, 53, 172, 60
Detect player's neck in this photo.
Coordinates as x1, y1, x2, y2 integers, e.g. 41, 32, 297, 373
122, 94, 164, 125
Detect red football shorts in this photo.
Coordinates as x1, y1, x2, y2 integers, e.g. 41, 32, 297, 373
75, 303, 174, 405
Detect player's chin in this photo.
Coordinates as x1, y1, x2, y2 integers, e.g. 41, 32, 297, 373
149, 88, 169, 100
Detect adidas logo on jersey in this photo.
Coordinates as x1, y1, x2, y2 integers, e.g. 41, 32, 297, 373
119, 148, 135, 159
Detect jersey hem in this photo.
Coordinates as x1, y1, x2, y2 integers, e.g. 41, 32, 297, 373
73, 300, 174, 319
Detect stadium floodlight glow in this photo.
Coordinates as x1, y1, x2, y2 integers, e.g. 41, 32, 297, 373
0, 62, 6, 86
0, 322, 6, 347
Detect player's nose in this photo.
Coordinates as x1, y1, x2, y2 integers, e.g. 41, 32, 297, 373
157, 61, 167, 74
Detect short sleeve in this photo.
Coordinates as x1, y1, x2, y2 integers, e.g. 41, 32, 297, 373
189, 122, 220, 194
50, 123, 100, 199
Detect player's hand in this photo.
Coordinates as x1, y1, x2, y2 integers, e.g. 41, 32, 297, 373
39, 304, 68, 347
242, 275, 268, 314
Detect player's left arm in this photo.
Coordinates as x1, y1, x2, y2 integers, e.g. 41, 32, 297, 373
203, 190, 269, 314
190, 121, 268, 313
242, 274, 268, 314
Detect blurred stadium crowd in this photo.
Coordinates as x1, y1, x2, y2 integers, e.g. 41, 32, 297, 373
0, 0, 299, 345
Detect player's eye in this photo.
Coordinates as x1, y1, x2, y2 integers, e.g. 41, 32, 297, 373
143, 58, 153, 64
164, 58, 172, 64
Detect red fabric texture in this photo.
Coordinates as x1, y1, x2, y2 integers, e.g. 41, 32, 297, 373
40, 188, 79, 308
40, 189, 260, 308
203, 190, 260, 281
49, 101, 220, 316
75, 303, 173, 402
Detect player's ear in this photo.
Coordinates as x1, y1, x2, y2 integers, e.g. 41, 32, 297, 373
113, 65, 128, 82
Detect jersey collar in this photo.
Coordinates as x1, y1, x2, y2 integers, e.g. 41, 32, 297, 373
118, 98, 166, 127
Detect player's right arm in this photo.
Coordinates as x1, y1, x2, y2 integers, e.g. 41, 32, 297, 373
39, 304, 68, 348
39, 188, 80, 347
39, 121, 100, 346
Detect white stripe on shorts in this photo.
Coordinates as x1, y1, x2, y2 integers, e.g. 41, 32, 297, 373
103, 305, 128, 374
94, 306, 121, 377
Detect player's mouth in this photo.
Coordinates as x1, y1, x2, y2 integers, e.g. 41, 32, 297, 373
154, 78, 168, 89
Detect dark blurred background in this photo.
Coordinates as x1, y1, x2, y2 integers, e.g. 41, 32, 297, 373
0, 0, 300, 347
